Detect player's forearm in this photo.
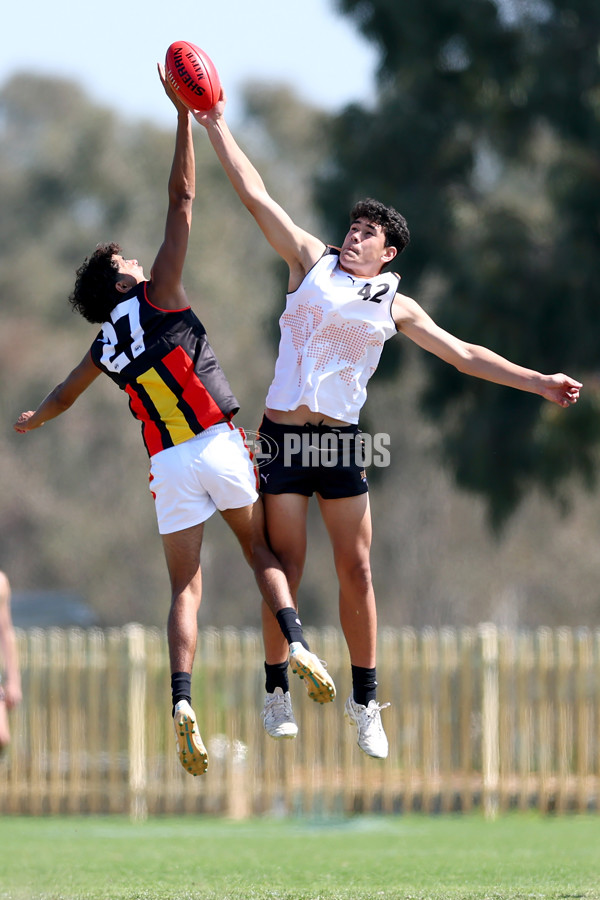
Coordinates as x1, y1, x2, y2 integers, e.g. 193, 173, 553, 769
15, 355, 99, 433
14, 385, 76, 432
168, 111, 195, 206
205, 117, 267, 208
31, 386, 76, 422
455, 344, 544, 395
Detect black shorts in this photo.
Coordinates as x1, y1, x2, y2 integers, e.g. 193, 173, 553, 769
256, 415, 369, 499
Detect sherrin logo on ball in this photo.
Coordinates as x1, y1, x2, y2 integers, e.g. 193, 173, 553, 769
165, 41, 221, 111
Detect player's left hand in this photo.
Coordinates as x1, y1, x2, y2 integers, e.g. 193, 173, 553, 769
192, 86, 226, 126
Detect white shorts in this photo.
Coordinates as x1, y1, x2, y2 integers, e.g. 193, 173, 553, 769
149, 423, 259, 535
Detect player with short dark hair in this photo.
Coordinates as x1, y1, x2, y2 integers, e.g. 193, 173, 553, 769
13, 67, 335, 776
195, 89, 581, 759
349, 198, 410, 259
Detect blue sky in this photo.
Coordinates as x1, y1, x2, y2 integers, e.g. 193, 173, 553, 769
1, 0, 378, 126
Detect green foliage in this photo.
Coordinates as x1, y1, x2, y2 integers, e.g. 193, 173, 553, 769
327, 0, 600, 526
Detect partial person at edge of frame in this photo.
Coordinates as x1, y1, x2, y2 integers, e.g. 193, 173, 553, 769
0, 571, 22, 755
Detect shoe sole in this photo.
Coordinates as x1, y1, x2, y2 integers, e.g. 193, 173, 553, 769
264, 727, 298, 740
289, 652, 336, 704
174, 709, 208, 776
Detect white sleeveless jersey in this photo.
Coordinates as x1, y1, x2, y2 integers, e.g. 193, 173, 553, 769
265, 248, 400, 423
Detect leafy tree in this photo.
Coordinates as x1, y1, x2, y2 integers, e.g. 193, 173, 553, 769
323, 0, 600, 527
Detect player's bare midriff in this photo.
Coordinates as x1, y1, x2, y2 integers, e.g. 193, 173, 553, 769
264, 405, 352, 427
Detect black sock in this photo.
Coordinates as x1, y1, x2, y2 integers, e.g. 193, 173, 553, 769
264, 660, 290, 694
275, 608, 309, 650
171, 671, 192, 716
352, 665, 377, 707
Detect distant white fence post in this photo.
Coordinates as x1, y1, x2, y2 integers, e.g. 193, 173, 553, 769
127, 624, 147, 821
480, 623, 500, 820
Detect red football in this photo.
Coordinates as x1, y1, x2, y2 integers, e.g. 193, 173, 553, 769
165, 41, 221, 111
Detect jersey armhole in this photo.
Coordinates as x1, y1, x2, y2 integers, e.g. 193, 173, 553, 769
142, 281, 191, 313
390, 274, 402, 332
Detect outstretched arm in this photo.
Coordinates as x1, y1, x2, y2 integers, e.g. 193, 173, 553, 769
13, 351, 101, 433
0, 573, 21, 709
149, 66, 196, 310
194, 93, 325, 291
393, 293, 582, 407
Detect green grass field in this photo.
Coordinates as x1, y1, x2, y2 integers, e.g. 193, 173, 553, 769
0, 813, 598, 900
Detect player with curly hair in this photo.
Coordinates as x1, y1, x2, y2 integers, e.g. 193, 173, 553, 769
13, 68, 334, 776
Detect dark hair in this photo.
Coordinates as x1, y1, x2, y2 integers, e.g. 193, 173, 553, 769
69, 242, 122, 323
350, 198, 410, 257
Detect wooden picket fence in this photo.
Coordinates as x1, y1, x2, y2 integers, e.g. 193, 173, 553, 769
0, 624, 598, 819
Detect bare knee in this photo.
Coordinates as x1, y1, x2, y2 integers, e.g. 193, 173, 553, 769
337, 556, 373, 596
170, 586, 200, 612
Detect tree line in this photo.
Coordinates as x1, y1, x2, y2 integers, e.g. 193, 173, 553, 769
1, 0, 599, 628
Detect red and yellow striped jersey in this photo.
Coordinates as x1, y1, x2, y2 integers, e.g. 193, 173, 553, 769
90, 282, 239, 457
